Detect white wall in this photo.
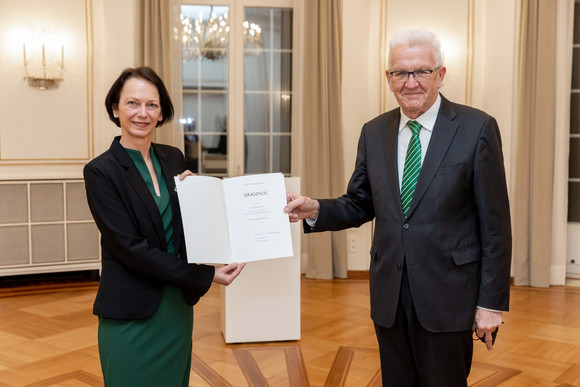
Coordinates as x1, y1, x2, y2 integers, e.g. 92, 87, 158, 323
0, 0, 137, 179
93, 0, 138, 156
0, 0, 91, 179
340, 0, 380, 270
471, 0, 519, 194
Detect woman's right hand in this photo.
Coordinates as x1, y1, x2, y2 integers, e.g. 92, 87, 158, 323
212, 262, 246, 286
177, 170, 195, 180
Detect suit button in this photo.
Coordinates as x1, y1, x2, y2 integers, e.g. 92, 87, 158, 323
403, 223, 409, 230
396, 264, 402, 270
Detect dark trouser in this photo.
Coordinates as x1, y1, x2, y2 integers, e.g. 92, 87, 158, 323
374, 264, 473, 387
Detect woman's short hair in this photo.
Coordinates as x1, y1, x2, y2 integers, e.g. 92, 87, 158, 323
388, 29, 443, 69
105, 66, 174, 128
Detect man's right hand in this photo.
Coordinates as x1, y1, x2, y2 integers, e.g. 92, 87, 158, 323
284, 192, 320, 222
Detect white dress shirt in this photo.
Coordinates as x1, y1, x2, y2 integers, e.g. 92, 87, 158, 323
397, 94, 441, 190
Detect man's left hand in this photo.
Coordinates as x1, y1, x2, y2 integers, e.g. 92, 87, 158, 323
474, 308, 503, 351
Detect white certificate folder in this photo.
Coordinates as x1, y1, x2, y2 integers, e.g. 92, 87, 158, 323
174, 173, 294, 264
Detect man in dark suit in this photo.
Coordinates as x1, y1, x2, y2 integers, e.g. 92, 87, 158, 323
285, 28, 511, 386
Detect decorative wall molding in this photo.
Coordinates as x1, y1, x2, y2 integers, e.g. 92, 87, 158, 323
0, 0, 94, 166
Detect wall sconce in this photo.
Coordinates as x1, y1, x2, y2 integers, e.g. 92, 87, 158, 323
22, 29, 64, 90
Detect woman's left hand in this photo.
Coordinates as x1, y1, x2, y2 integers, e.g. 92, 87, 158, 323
213, 262, 246, 286
178, 170, 195, 181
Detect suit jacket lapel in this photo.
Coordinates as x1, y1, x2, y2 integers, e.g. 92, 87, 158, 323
406, 96, 458, 219
110, 137, 167, 247
382, 112, 405, 218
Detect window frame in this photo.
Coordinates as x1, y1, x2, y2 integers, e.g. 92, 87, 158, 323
170, 0, 303, 178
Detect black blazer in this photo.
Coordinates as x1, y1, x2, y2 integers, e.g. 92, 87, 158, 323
308, 95, 512, 333
84, 137, 215, 320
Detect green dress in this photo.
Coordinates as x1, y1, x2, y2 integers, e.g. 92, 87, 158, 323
98, 147, 193, 387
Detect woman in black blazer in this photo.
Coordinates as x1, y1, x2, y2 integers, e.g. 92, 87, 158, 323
84, 67, 244, 386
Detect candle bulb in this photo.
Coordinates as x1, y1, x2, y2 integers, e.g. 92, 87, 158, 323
23, 44, 27, 66
42, 43, 46, 79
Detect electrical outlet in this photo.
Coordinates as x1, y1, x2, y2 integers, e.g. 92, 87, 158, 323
349, 236, 358, 253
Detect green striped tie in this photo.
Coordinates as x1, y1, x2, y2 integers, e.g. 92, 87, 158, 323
401, 120, 422, 217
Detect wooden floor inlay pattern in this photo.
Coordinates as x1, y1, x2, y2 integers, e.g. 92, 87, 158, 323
191, 353, 232, 387
1, 279, 580, 386
25, 370, 102, 387
191, 345, 523, 386
232, 346, 310, 386
324, 347, 381, 387
469, 361, 521, 386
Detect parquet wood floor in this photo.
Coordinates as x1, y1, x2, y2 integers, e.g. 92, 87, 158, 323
0, 278, 579, 386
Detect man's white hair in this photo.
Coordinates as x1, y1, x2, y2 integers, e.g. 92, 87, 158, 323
388, 29, 443, 68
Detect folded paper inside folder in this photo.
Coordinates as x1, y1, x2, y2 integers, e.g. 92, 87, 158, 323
174, 172, 293, 264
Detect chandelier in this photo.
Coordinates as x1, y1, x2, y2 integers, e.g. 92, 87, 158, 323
180, 9, 262, 61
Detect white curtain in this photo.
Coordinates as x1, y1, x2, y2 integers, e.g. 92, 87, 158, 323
512, 0, 558, 287
302, 0, 347, 279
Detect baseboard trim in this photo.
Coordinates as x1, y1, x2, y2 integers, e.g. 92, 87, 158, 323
347, 270, 369, 279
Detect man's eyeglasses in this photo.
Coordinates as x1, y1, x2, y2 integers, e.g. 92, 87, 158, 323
388, 67, 440, 81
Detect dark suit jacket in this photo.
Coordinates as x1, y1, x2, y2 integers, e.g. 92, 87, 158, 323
308, 95, 512, 333
84, 136, 215, 320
